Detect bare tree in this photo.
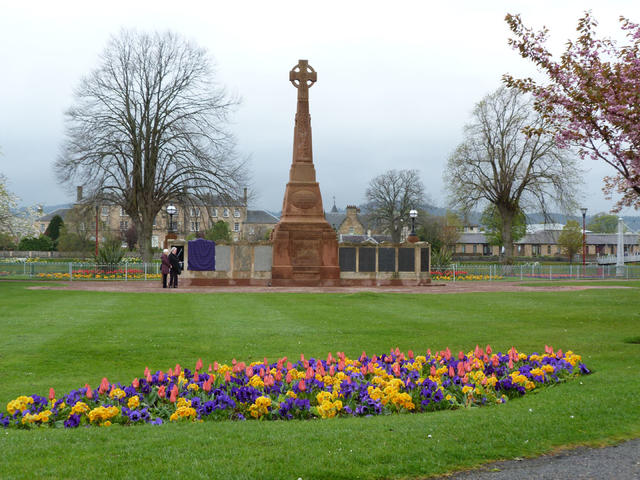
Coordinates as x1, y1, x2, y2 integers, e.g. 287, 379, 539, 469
365, 169, 425, 243
57, 30, 248, 261
445, 87, 580, 263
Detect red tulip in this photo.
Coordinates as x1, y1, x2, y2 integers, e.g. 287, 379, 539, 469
556, 349, 563, 358
169, 384, 178, 403
508, 358, 514, 369
492, 355, 500, 367
392, 363, 401, 377
371, 355, 378, 364
368, 362, 375, 374
49, 388, 55, 401
158, 386, 166, 398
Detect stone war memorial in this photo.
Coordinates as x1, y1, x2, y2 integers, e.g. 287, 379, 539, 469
270, 60, 341, 286
183, 59, 430, 287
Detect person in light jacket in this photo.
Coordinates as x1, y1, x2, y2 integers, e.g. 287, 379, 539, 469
168, 247, 181, 288
161, 249, 171, 288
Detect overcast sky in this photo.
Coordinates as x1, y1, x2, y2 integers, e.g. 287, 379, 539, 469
1, 0, 639, 216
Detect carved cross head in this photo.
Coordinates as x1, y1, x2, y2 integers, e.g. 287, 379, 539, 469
289, 60, 317, 90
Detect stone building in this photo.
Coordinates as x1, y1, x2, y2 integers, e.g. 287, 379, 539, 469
325, 204, 367, 235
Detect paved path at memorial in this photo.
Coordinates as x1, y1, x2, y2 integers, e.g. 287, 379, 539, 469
23, 280, 632, 294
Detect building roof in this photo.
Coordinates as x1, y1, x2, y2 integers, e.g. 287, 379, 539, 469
458, 232, 489, 243
339, 234, 392, 244
244, 210, 279, 224
36, 208, 71, 222
325, 212, 346, 230
587, 233, 638, 245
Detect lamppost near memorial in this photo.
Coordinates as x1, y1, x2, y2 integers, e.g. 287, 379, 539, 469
580, 207, 587, 267
407, 209, 418, 243
167, 204, 177, 233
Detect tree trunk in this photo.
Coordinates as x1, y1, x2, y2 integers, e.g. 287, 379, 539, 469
499, 207, 515, 264
137, 215, 155, 263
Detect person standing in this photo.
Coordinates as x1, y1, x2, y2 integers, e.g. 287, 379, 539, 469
161, 249, 171, 288
168, 247, 181, 288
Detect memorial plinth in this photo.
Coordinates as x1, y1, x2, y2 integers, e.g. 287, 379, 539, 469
271, 60, 340, 286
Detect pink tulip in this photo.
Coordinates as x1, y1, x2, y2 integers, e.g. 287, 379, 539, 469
159, 371, 165, 382
360, 351, 367, 362
329, 365, 335, 376
298, 379, 306, 392
556, 349, 563, 358
208, 363, 213, 373
285, 371, 293, 383
174, 364, 181, 376
203, 378, 212, 393
259, 368, 265, 378
427, 348, 431, 356
264, 375, 275, 388
213, 361, 219, 371
275, 370, 282, 382
144, 366, 150, 377
430, 366, 437, 376
317, 362, 326, 377
492, 355, 500, 367
371, 355, 378, 363
168, 368, 173, 377
300, 353, 305, 363
457, 362, 465, 377
196, 358, 203, 372
232, 358, 237, 366
444, 348, 452, 360
224, 371, 231, 382
360, 365, 367, 376
194, 372, 199, 382
338, 351, 345, 362
246, 366, 254, 378
508, 358, 514, 369
448, 366, 455, 378
458, 351, 465, 361
146, 373, 152, 383
132, 378, 139, 389
306, 367, 314, 380
99, 377, 110, 395
486, 344, 492, 355
408, 350, 414, 359
49, 388, 55, 401
327, 352, 334, 364
287, 361, 293, 371
368, 362, 375, 374
394, 347, 400, 356
392, 363, 401, 377
338, 360, 345, 371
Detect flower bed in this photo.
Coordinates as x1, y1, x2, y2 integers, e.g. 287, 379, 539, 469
431, 270, 504, 281
36, 269, 161, 280
1, 346, 590, 429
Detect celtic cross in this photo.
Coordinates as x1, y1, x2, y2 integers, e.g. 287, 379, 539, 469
289, 60, 316, 101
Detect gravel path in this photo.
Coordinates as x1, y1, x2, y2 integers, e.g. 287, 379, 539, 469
431, 438, 640, 479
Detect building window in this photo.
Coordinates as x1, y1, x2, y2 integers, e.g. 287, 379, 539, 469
101, 206, 109, 216
610, 245, 615, 254
461, 245, 466, 253
152, 216, 157, 227
210, 208, 218, 218
223, 208, 230, 218
120, 207, 126, 217
233, 208, 241, 218
532, 245, 541, 256
233, 222, 240, 232
120, 220, 128, 230
473, 244, 477, 254
190, 221, 200, 232
349, 226, 355, 234
547, 245, 551, 255
518, 245, 523, 254
190, 207, 200, 217
151, 235, 159, 248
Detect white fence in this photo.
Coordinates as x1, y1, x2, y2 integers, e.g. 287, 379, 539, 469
431, 263, 640, 281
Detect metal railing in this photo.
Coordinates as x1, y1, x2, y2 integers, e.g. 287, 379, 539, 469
0, 262, 161, 281
431, 263, 640, 281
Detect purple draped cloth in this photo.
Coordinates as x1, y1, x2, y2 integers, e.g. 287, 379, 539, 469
187, 238, 216, 271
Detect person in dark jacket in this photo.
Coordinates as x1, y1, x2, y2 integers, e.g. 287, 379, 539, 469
168, 247, 181, 288
161, 249, 171, 288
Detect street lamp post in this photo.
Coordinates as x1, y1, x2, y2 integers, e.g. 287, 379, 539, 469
580, 207, 587, 268
407, 209, 418, 243
166, 204, 177, 233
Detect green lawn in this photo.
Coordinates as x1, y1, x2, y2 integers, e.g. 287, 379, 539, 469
0, 281, 639, 479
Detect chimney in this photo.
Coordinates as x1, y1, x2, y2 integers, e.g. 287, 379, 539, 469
243, 187, 248, 206
76, 186, 83, 202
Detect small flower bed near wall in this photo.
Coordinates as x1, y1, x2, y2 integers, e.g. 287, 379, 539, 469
431, 270, 504, 281
1, 346, 590, 429
36, 269, 161, 280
